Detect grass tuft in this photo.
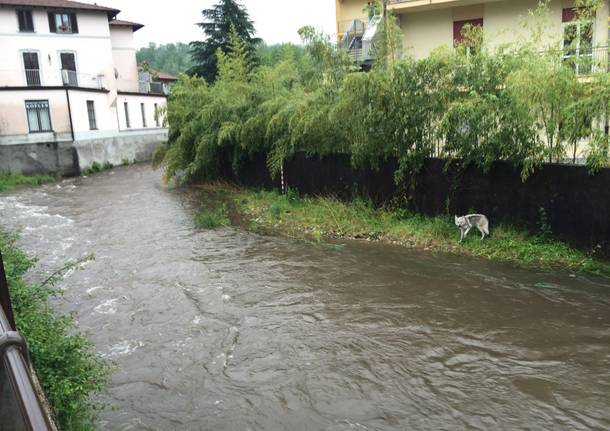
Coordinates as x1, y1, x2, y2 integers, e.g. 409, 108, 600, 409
196, 204, 230, 229
0, 174, 56, 193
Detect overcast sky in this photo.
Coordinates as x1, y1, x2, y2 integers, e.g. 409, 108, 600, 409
106, 0, 337, 48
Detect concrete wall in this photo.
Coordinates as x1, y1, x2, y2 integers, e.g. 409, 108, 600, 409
336, 0, 369, 35
0, 130, 167, 175
0, 141, 78, 176
110, 26, 139, 93
73, 129, 167, 170
116, 94, 167, 131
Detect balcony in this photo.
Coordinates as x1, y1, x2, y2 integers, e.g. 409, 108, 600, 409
564, 46, 610, 75
24, 69, 41, 86
61, 69, 105, 90
0, 69, 106, 90
116, 78, 168, 95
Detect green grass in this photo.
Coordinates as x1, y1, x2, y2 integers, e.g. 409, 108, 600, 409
0, 231, 109, 430
0, 174, 56, 193
196, 204, 230, 229
82, 160, 119, 176
196, 183, 610, 276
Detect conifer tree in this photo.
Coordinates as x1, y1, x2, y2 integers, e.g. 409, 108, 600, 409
190, 0, 261, 82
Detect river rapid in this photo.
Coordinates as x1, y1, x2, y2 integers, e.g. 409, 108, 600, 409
1, 164, 609, 430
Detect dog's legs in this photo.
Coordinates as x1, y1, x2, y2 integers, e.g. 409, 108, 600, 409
463, 227, 471, 241
479, 227, 486, 240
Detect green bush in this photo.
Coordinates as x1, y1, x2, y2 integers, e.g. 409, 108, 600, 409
159, 3, 609, 185
0, 231, 109, 430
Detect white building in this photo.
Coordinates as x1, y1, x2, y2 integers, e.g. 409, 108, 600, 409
0, 0, 172, 175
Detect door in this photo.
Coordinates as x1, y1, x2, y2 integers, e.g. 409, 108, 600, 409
22, 52, 40, 86
60, 52, 77, 86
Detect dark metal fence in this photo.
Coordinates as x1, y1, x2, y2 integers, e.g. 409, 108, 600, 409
0, 251, 55, 431
223, 153, 610, 257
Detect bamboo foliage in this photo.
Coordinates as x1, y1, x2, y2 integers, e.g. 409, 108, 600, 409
158, 17, 610, 185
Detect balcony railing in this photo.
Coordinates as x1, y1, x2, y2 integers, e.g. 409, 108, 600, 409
0, 251, 55, 430
61, 69, 105, 90
564, 46, 610, 75
139, 81, 165, 95
24, 69, 41, 87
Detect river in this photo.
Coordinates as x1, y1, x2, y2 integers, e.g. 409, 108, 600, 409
1, 164, 609, 430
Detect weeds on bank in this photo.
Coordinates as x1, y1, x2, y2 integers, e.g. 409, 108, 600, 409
196, 183, 610, 276
0, 230, 109, 430
82, 159, 136, 176
0, 174, 56, 193
196, 204, 230, 229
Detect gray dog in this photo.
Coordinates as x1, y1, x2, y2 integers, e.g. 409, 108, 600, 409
454, 214, 490, 242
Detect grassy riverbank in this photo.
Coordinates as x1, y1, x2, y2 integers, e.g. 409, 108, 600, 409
195, 183, 610, 276
1, 231, 109, 430
0, 174, 56, 193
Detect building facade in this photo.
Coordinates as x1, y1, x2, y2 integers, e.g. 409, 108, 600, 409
337, 0, 610, 67
0, 0, 170, 175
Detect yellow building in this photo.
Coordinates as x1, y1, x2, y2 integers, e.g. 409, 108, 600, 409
336, 0, 610, 70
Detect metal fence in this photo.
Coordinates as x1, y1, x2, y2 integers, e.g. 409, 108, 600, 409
0, 251, 55, 431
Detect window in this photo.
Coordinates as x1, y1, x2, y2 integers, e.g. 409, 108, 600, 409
22, 52, 40, 86
154, 103, 159, 127
48, 12, 78, 34
562, 8, 594, 74
17, 10, 34, 32
60, 52, 78, 86
86, 100, 97, 130
25, 100, 52, 133
140, 103, 147, 128
453, 18, 483, 54
124, 102, 130, 128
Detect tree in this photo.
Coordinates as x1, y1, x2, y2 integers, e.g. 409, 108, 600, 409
136, 43, 193, 76
190, 0, 261, 82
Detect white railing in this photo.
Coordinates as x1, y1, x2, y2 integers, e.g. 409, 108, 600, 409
61, 69, 105, 90
117, 78, 168, 95
0, 69, 106, 89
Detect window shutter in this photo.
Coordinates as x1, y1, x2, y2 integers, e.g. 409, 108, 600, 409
27, 12, 33, 31
48, 12, 56, 32
562, 8, 577, 22
453, 18, 483, 46
17, 10, 25, 31
70, 13, 78, 33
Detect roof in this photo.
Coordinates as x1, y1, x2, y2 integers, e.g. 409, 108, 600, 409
0, 0, 119, 18
110, 18, 143, 31
156, 71, 178, 81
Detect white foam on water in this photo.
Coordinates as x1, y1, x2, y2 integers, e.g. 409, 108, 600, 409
94, 298, 118, 315
101, 340, 143, 358
86, 285, 106, 295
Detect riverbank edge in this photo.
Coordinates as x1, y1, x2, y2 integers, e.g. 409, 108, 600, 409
0, 174, 57, 193
0, 230, 109, 429
194, 182, 610, 277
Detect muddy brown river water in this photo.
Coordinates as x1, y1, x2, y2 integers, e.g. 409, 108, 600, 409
1, 164, 609, 430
